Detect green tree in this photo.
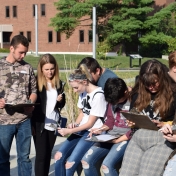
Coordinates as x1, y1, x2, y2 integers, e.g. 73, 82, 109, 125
139, 3, 176, 57
50, 0, 176, 57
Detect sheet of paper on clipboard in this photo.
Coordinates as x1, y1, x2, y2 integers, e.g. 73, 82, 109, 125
86, 134, 118, 142
121, 111, 159, 131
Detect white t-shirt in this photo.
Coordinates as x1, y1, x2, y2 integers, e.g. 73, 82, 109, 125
77, 87, 107, 130
44, 82, 59, 131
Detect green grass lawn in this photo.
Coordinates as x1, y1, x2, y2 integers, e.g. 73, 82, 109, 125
24, 54, 169, 122
24, 54, 169, 70
24, 53, 168, 90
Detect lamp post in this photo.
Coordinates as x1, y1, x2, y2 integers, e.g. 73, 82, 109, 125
92, 5, 96, 59
35, 4, 38, 56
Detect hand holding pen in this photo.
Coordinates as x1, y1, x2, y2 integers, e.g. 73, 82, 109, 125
88, 126, 107, 138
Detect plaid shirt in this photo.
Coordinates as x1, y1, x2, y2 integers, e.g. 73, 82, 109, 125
0, 57, 37, 124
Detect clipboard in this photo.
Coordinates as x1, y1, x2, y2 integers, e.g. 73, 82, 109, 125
85, 134, 118, 142
5, 103, 40, 108
121, 111, 159, 131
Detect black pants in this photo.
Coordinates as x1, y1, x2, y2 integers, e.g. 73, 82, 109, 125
33, 123, 56, 176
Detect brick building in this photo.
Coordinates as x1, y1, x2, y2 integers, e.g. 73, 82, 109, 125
0, 0, 175, 53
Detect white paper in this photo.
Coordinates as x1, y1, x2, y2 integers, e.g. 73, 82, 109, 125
86, 134, 117, 142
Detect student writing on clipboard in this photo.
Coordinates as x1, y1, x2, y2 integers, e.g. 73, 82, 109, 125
82, 78, 132, 176
119, 59, 176, 176
54, 64, 107, 176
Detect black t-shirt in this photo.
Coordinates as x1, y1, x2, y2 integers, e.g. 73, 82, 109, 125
130, 93, 176, 122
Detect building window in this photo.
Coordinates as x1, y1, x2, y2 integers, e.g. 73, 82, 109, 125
3, 32, 11, 42
56, 32, 61, 42
13, 6, 17, 17
48, 31, 53, 42
27, 31, 31, 42
88, 30, 92, 42
33, 5, 35, 17
5, 6, 10, 17
79, 30, 84, 43
41, 4, 45, 16
19, 32, 23, 35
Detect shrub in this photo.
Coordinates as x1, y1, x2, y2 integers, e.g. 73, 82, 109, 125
0, 48, 10, 53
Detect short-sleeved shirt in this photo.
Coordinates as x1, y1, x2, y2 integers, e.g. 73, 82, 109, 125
0, 57, 37, 124
97, 68, 117, 90
77, 87, 107, 130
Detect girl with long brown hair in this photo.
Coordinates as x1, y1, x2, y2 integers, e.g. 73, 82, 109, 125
119, 59, 176, 176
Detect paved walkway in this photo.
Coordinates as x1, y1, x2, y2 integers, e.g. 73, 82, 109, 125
10, 136, 83, 176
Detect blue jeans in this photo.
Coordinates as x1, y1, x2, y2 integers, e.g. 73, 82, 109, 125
163, 154, 176, 176
55, 130, 95, 176
0, 118, 32, 176
82, 140, 129, 176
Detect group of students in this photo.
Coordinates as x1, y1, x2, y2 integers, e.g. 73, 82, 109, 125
53, 52, 176, 176
1, 35, 176, 176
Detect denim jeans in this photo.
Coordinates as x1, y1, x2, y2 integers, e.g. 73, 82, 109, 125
55, 130, 95, 176
0, 118, 32, 176
163, 154, 176, 176
82, 140, 129, 176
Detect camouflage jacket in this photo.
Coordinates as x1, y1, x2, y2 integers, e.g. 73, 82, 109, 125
0, 57, 37, 124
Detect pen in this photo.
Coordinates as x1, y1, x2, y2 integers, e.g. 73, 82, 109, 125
61, 92, 65, 95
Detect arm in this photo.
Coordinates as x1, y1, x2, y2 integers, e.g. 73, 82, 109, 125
58, 114, 98, 136
104, 104, 115, 130
56, 81, 66, 109
29, 93, 37, 103
24, 67, 37, 113
88, 124, 109, 138
111, 134, 128, 144
161, 124, 176, 142
67, 110, 84, 129
0, 98, 5, 109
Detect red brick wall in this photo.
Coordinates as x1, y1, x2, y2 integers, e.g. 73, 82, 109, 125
0, 0, 175, 52
0, 0, 93, 52
155, 0, 175, 6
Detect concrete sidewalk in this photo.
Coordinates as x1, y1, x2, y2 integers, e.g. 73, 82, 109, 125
10, 136, 69, 176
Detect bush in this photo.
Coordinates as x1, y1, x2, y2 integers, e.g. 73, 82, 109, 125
0, 48, 10, 53
139, 44, 168, 58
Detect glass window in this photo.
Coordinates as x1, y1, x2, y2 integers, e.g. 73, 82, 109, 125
27, 31, 31, 42
13, 6, 17, 17
19, 32, 23, 35
41, 4, 45, 16
5, 6, 10, 18
79, 30, 84, 43
56, 32, 61, 42
33, 4, 35, 17
88, 30, 93, 42
48, 31, 53, 42
3, 32, 11, 42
